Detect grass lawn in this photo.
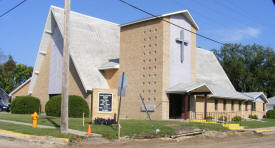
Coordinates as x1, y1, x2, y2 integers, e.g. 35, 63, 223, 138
0, 113, 227, 139
233, 119, 275, 129
0, 122, 77, 139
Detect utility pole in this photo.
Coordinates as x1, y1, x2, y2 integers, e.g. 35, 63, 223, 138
60, 0, 70, 134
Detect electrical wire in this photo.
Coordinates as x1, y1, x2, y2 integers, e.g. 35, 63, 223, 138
0, 0, 27, 18
119, 0, 225, 45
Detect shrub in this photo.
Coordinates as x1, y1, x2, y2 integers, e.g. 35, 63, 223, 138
94, 118, 116, 125
45, 95, 89, 117
232, 116, 242, 122
218, 116, 227, 122
266, 110, 275, 119
249, 114, 258, 119
10, 96, 40, 114
206, 116, 214, 120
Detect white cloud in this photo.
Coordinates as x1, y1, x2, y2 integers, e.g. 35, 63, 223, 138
216, 27, 261, 42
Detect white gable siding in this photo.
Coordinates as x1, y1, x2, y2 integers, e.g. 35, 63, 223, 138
48, 26, 63, 94
169, 14, 191, 87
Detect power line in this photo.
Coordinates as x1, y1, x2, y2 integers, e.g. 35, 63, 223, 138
119, 0, 225, 45
0, 0, 27, 18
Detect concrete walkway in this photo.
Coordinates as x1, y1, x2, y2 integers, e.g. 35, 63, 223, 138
0, 119, 101, 137
243, 126, 275, 132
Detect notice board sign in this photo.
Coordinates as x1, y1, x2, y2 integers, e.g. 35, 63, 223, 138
141, 105, 156, 112
98, 93, 113, 113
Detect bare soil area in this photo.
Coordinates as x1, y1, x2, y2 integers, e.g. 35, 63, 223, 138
77, 132, 275, 148
1, 131, 275, 148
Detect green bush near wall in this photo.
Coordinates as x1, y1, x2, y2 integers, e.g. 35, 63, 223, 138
232, 116, 242, 121
10, 96, 40, 114
249, 114, 258, 119
45, 95, 89, 118
266, 110, 275, 119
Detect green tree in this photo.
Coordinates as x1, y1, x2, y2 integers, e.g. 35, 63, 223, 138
212, 43, 275, 97
0, 56, 33, 93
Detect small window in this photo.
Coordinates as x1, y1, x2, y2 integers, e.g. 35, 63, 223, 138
263, 103, 265, 112
231, 100, 234, 111
245, 102, 248, 111
155, 28, 158, 32
239, 101, 241, 111
215, 100, 218, 111
223, 100, 226, 111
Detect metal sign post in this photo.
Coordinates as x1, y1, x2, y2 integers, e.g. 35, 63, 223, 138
117, 72, 128, 140
138, 93, 160, 134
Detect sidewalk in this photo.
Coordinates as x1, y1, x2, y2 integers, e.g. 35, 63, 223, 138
243, 127, 274, 133
0, 119, 100, 137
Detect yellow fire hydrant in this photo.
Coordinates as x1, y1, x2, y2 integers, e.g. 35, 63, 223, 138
30, 112, 38, 128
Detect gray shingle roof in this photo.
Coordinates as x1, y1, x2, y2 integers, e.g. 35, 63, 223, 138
195, 48, 251, 100
268, 97, 275, 105
29, 6, 120, 93
166, 82, 213, 94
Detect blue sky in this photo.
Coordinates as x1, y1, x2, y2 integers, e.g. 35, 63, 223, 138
0, 0, 275, 66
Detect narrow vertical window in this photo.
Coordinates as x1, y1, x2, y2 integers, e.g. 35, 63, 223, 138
245, 102, 248, 111
239, 101, 241, 111
231, 100, 234, 111
215, 100, 218, 111
223, 100, 226, 111
252, 102, 256, 111
263, 103, 265, 112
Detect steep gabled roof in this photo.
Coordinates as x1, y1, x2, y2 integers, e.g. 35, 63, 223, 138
196, 48, 251, 100
121, 10, 199, 30
268, 96, 275, 105
242, 92, 268, 103
29, 6, 120, 94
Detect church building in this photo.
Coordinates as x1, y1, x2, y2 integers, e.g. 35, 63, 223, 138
9, 6, 268, 121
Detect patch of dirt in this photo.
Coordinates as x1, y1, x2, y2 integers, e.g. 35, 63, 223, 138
166, 124, 201, 134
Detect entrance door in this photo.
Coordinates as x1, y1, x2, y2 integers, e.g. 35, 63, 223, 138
169, 94, 190, 119
169, 94, 183, 119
